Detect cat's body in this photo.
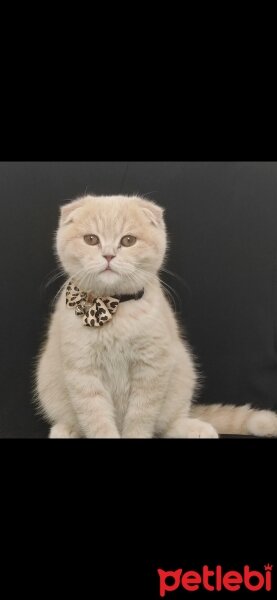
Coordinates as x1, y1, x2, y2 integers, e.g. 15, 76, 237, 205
35, 194, 277, 438
37, 275, 214, 438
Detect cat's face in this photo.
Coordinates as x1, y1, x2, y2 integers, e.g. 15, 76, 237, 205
56, 195, 167, 294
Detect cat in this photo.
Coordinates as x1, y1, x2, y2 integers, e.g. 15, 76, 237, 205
35, 194, 277, 438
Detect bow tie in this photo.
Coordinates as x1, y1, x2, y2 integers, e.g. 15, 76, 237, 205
66, 280, 144, 327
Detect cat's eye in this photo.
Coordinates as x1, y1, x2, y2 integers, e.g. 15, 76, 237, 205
120, 235, 137, 247
84, 234, 99, 246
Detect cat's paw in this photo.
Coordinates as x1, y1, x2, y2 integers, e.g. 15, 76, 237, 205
89, 427, 121, 438
186, 419, 219, 439
49, 423, 81, 438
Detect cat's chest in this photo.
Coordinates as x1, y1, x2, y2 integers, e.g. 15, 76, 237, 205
60, 305, 137, 399
74, 329, 132, 421
92, 336, 132, 374
61, 295, 150, 364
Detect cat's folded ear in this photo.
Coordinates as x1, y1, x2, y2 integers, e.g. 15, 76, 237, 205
137, 198, 165, 228
59, 197, 86, 224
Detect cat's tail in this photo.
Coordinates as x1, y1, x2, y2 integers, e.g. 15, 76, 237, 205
190, 403, 277, 436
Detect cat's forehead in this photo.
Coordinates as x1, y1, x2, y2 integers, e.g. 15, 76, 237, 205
77, 197, 142, 234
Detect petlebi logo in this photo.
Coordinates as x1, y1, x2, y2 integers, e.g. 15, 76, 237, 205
158, 564, 273, 595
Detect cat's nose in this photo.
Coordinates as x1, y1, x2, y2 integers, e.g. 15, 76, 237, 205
104, 255, 115, 263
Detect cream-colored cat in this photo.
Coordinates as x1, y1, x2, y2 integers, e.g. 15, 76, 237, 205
35, 195, 277, 438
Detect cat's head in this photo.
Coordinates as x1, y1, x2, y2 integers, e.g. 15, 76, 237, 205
56, 195, 167, 295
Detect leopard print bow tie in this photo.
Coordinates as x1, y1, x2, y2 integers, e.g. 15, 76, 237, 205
66, 281, 120, 327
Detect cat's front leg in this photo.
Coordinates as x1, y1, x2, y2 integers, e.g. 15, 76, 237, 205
66, 372, 120, 438
122, 362, 166, 438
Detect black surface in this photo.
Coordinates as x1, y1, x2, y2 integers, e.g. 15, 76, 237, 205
1, 161, 277, 438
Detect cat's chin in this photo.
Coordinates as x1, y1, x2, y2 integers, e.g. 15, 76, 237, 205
91, 273, 145, 297
95, 276, 137, 296
97, 270, 120, 287
70, 269, 150, 296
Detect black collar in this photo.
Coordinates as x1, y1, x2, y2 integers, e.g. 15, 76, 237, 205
115, 289, 144, 303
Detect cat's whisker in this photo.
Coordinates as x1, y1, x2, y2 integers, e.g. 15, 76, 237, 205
159, 278, 180, 311
121, 263, 180, 311
51, 281, 68, 307
50, 267, 90, 307
40, 267, 66, 293
46, 270, 65, 286
160, 266, 191, 293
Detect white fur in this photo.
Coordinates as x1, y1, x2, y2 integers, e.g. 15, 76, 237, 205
35, 194, 277, 438
190, 403, 277, 436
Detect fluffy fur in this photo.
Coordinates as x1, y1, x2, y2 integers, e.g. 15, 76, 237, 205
35, 194, 277, 438
190, 403, 277, 436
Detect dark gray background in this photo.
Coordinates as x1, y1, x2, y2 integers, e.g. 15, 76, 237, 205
1, 161, 277, 438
